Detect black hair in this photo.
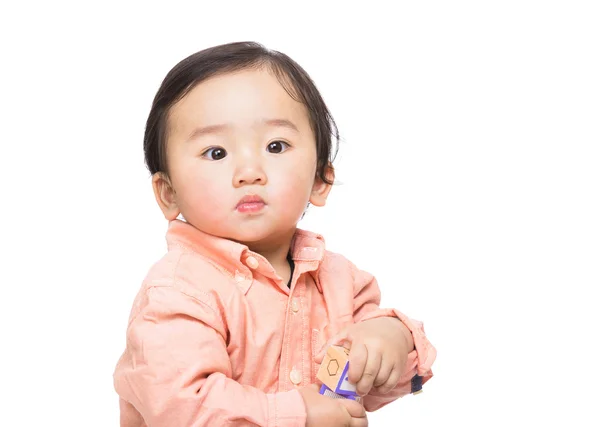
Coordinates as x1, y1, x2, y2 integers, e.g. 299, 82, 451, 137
143, 41, 339, 185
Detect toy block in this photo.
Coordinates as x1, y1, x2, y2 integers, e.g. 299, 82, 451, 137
316, 345, 358, 398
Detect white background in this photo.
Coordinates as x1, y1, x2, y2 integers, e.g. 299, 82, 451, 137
1, 1, 599, 426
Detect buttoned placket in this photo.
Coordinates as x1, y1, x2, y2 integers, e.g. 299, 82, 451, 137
238, 243, 324, 393
280, 268, 305, 391
278, 254, 322, 392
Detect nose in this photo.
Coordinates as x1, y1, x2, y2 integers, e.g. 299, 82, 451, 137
232, 155, 267, 188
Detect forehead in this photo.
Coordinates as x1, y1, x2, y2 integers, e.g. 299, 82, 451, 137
168, 68, 311, 137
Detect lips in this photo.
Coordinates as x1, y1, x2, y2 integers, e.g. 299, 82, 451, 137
236, 195, 266, 213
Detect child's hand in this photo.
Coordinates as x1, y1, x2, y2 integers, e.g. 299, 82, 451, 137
299, 384, 368, 427
317, 317, 413, 396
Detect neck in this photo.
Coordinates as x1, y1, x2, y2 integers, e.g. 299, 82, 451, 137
244, 228, 296, 284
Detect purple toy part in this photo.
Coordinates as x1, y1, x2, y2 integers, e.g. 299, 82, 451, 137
319, 384, 360, 401
333, 363, 358, 397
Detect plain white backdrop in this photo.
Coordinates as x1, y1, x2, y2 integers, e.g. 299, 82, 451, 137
1, 1, 599, 426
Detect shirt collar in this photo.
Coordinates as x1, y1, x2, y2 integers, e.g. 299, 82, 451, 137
165, 219, 326, 293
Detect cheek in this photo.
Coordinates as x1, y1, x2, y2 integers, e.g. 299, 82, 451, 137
271, 168, 314, 215
178, 169, 230, 217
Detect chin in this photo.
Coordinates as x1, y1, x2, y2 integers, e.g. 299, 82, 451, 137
228, 228, 272, 244
230, 222, 294, 245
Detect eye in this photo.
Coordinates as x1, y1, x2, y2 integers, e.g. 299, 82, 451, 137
267, 140, 290, 154
201, 146, 227, 160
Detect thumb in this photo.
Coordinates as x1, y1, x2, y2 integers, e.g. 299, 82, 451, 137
314, 329, 351, 363
307, 383, 320, 392
338, 399, 366, 419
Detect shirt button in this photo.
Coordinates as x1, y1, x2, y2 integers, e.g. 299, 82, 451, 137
246, 256, 259, 269
290, 368, 302, 385
291, 298, 299, 313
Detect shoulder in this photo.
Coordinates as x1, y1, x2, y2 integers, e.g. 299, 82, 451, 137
124, 246, 238, 337
140, 245, 240, 308
316, 247, 377, 298
320, 249, 351, 271
321, 249, 370, 277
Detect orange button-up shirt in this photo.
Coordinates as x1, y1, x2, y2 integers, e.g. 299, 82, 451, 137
113, 220, 436, 426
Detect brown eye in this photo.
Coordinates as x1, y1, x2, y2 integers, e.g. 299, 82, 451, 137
202, 147, 227, 160
267, 140, 290, 153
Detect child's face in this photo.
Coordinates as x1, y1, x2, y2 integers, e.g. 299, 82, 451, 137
154, 68, 331, 247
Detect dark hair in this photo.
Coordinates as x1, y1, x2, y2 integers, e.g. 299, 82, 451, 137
143, 41, 339, 185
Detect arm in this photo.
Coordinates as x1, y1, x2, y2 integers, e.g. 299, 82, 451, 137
113, 286, 306, 427
350, 263, 437, 412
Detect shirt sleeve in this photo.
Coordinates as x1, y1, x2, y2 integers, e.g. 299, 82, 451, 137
349, 261, 437, 412
113, 285, 306, 427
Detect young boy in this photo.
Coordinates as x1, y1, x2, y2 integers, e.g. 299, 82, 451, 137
113, 41, 436, 426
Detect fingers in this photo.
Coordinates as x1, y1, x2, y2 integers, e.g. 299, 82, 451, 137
355, 344, 382, 396
373, 356, 394, 388
374, 352, 407, 394
373, 364, 402, 394
347, 342, 368, 385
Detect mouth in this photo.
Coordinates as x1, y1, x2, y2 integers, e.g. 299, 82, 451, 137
236, 194, 266, 213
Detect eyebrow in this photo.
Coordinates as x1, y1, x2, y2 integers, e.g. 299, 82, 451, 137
187, 118, 300, 141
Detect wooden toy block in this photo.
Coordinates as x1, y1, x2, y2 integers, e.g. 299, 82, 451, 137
316, 345, 358, 398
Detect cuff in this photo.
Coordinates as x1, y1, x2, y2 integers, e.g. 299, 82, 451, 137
267, 389, 307, 427
359, 308, 437, 377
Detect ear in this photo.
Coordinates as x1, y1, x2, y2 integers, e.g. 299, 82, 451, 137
152, 172, 180, 221
309, 164, 334, 207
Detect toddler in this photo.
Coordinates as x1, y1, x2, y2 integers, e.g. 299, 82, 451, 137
113, 41, 436, 427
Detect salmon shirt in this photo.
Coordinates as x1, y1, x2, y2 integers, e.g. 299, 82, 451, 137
113, 219, 436, 426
